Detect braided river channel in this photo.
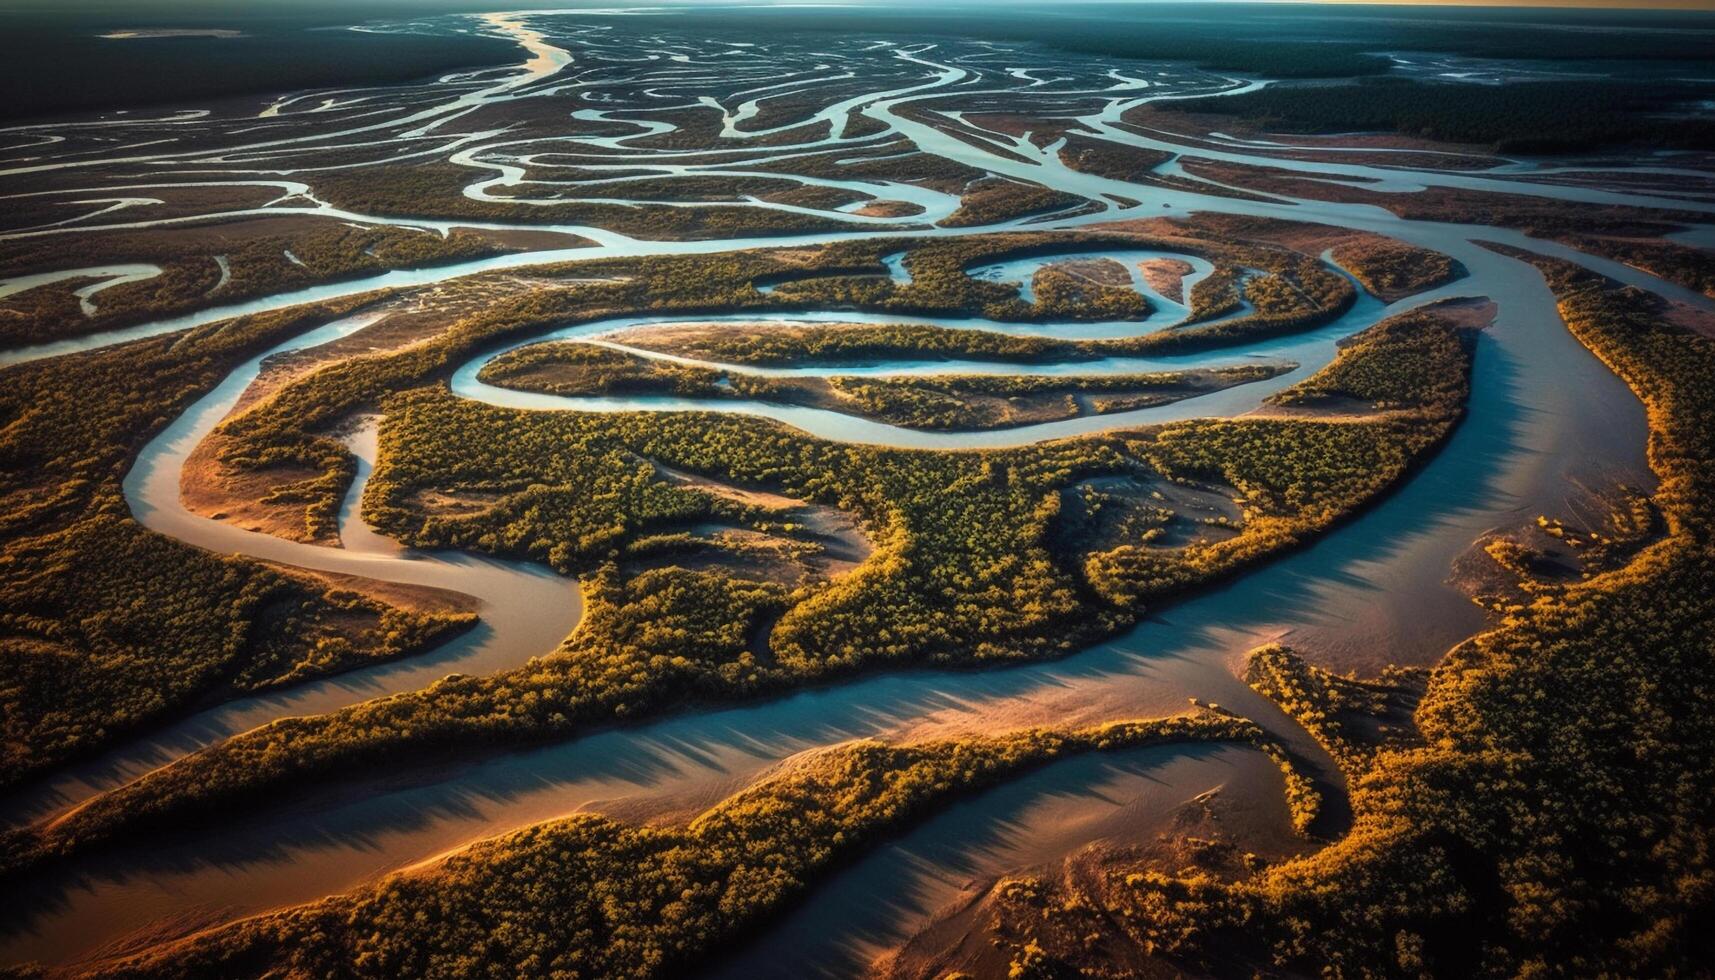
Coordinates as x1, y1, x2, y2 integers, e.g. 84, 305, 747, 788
2, 8, 1711, 974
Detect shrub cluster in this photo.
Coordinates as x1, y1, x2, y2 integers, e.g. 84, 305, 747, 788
94, 716, 1281, 980
0, 297, 472, 791
0, 297, 1474, 884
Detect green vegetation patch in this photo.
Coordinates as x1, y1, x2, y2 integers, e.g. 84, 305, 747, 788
0, 298, 473, 792
1330, 238, 1463, 303
1268, 305, 1476, 414
1557, 235, 1715, 301
91, 715, 1284, 980
1045, 257, 1715, 978
1244, 643, 1417, 779
0, 295, 1475, 884
938, 176, 1089, 229
0, 224, 518, 348
204, 229, 1362, 539
311, 162, 877, 240
479, 340, 1290, 431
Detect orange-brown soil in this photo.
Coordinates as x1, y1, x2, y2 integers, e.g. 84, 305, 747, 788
1138, 257, 1194, 304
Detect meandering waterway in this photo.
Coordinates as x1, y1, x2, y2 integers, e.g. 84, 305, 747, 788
0, 8, 1708, 972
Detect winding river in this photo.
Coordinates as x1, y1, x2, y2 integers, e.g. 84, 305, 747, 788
1, 8, 1709, 973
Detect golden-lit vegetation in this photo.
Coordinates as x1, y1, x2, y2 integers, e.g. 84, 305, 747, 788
1057, 134, 1172, 182
201, 229, 1358, 539
938, 177, 1087, 229
1002, 254, 1715, 977
1165, 261, 1354, 350
1083, 306, 1474, 604
1330, 237, 1462, 302
86, 715, 1289, 980
1243, 643, 1411, 777
613, 321, 1071, 366
1183, 263, 1246, 323
1028, 260, 1151, 320
0, 297, 1472, 882
311, 162, 874, 240
479, 340, 1289, 431
1268, 304, 1475, 413
0, 298, 473, 791
1558, 234, 1715, 300
1, 28, 1703, 977
759, 231, 1355, 337
0, 223, 517, 347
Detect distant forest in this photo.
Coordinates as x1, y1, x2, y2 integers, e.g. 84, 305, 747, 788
0, 10, 519, 121
3, 2, 1713, 122
661, 2, 1715, 79
1172, 79, 1715, 154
